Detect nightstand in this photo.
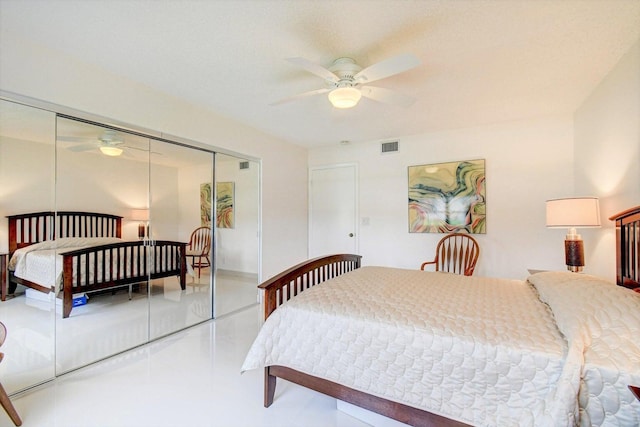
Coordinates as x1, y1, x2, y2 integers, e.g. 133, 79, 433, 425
0, 253, 6, 301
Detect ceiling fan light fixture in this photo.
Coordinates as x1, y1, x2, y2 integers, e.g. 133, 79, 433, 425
99, 146, 123, 157
328, 87, 361, 109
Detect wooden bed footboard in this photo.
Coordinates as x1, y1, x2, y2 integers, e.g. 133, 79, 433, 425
61, 240, 187, 318
258, 253, 362, 320
264, 366, 470, 427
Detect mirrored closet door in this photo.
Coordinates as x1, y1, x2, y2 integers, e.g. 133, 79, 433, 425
55, 117, 152, 373
0, 99, 57, 393
53, 119, 220, 371
214, 154, 260, 317
148, 140, 213, 339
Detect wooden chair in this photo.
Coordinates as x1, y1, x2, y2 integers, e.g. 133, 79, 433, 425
186, 227, 211, 278
420, 233, 480, 276
0, 322, 22, 426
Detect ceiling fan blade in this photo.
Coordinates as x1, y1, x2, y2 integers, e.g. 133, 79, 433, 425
285, 57, 340, 83
58, 135, 93, 143
360, 86, 416, 108
270, 88, 331, 106
354, 54, 420, 84
67, 143, 99, 152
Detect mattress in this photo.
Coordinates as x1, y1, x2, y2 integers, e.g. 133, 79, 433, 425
243, 267, 585, 426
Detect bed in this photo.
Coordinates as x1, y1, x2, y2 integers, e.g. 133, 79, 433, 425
242, 207, 640, 427
3, 211, 187, 318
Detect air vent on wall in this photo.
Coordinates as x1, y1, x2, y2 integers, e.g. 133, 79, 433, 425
239, 161, 250, 170
381, 141, 399, 153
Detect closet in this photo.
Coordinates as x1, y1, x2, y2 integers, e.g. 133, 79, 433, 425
0, 98, 260, 394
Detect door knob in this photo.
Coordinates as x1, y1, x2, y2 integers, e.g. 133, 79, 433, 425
349, 233, 354, 237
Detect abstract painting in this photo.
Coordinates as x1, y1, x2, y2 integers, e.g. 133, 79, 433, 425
200, 183, 212, 226
408, 159, 486, 233
216, 181, 235, 229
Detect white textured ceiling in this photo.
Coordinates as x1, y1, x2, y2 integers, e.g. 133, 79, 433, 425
1, 0, 639, 148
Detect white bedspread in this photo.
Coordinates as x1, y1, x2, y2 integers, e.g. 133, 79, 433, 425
9, 237, 124, 291
529, 272, 640, 427
242, 267, 583, 427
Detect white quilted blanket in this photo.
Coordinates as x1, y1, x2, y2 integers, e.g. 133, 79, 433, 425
242, 267, 588, 427
529, 272, 640, 427
9, 237, 124, 291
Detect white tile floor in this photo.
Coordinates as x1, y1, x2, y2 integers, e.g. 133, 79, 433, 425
5, 305, 371, 427
1, 269, 259, 389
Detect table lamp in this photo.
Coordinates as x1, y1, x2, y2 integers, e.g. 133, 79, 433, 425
131, 209, 149, 239
546, 197, 601, 272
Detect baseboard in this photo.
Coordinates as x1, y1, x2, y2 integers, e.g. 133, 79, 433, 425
215, 269, 258, 280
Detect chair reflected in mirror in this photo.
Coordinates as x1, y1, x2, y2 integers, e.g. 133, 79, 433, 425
186, 226, 212, 279
420, 233, 480, 276
0, 321, 22, 426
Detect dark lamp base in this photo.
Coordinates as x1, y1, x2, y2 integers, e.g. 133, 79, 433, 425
565, 239, 584, 272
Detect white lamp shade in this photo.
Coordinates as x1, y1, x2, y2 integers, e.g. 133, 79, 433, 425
131, 209, 149, 221
546, 197, 601, 228
328, 87, 362, 109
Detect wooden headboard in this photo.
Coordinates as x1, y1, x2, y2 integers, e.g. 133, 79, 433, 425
7, 211, 123, 257
609, 205, 640, 289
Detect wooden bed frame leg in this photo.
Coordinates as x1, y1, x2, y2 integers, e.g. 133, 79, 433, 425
62, 258, 73, 318
62, 297, 72, 319
179, 248, 187, 291
62, 280, 72, 319
264, 367, 276, 408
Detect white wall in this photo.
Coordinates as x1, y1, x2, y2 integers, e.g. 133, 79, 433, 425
309, 116, 575, 279
0, 136, 55, 250
0, 135, 180, 243
309, 39, 640, 282
0, 33, 309, 280
57, 148, 179, 241
574, 40, 640, 282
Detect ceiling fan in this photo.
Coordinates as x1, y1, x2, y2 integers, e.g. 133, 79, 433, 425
272, 53, 420, 109
60, 130, 154, 157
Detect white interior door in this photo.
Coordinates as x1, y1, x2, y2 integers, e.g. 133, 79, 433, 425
309, 164, 358, 257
